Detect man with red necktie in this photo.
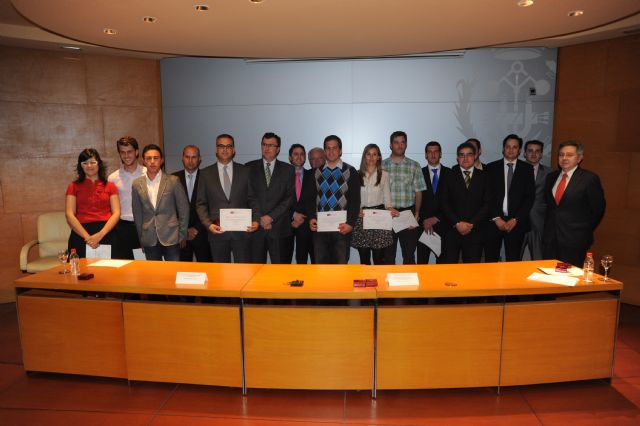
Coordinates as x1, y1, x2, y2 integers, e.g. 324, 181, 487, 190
542, 141, 606, 267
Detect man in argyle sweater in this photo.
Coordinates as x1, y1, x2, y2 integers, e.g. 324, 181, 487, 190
305, 135, 360, 264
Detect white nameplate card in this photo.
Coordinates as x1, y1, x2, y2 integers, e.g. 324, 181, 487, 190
363, 209, 392, 230
392, 210, 419, 233
386, 272, 420, 287
317, 210, 347, 232
176, 272, 208, 285
220, 208, 252, 232
85, 244, 111, 259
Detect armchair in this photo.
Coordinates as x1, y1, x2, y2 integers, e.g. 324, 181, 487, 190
20, 212, 70, 273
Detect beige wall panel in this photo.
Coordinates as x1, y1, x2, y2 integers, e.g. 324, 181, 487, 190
123, 302, 242, 387
85, 56, 160, 107
377, 305, 502, 389
556, 41, 607, 101
19, 212, 40, 245
0, 102, 104, 158
0, 47, 87, 104
17, 295, 127, 378
605, 36, 640, 93
244, 306, 374, 390
501, 299, 617, 386
0, 156, 74, 213
0, 213, 25, 268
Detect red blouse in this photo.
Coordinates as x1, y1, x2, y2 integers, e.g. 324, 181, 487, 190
66, 179, 118, 223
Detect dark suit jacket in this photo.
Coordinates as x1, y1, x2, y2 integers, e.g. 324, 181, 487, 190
486, 158, 535, 231
173, 169, 207, 235
542, 167, 605, 249
245, 159, 296, 238
195, 162, 258, 242
419, 164, 452, 235
439, 166, 492, 240
530, 164, 551, 233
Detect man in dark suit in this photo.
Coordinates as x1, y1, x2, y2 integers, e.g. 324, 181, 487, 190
131, 144, 189, 261
485, 134, 535, 262
439, 142, 492, 264
246, 132, 296, 264
417, 141, 451, 264
195, 134, 259, 263
521, 140, 551, 260
173, 145, 212, 262
543, 141, 605, 267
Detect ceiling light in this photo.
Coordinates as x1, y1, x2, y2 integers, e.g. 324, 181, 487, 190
517, 0, 534, 7
103, 28, 117, 35
142, 16, 157, 23
568, 10, 584, 17
194, 4, 209, 11
60, 45, 81, 51
250, 0, 265, 3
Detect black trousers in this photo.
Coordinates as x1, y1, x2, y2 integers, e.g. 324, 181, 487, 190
543, 238, 589, 268
68, 221, 116, 258
288, 220, 314, 264
179, 229, 212, 262
440, 229, 483, 264
250, 229, 290, 264
314, 232, 350, 264
210, 237, 250, 263
484, 218, 526, 262
112, 220, 140, 260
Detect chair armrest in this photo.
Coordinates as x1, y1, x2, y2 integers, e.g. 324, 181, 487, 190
20, 240, 39, 272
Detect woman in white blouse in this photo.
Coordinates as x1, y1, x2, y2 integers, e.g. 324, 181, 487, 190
351, 144, 398, 264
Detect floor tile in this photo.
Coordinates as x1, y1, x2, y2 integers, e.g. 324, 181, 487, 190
160, 385, 345, 423
151, 414, 344, 426
0, 363, 26, 392
0, 408, 153, 426
613, 348, 640, 379
612, 377, 640, 409
0, 373, 176, 414
0, 303, 21, 364
344, 387, 537, 425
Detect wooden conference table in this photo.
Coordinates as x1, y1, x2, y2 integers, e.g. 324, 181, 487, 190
14, 260, 622, 394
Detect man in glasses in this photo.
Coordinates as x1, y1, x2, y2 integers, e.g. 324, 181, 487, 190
439, 142, 492, 264
195, 134, 259, 263
245, 132, 295, 264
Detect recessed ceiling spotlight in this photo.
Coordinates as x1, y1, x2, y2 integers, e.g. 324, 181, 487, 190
568, 10, 584, 17
103, 28, 117, 35
142, 16, 157, 23
60, 45, 81, 51
517, 0, 534, 7
250, 0, 265, 3
194, 4, 209, 11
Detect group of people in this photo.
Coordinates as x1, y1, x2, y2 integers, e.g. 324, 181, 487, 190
65, 131, 606, 268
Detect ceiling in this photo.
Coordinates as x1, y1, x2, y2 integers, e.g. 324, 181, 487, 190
1, 0, 639, 59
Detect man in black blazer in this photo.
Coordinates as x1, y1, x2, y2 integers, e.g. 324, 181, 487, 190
521, 140, 551, 260
542, 141, 605, 267
485, 134, 535, 262
173, 145, 212, 262
418, 141, 451, 264
439, 142, 492, 264
195, 134, 259, 263
246, 133, 296, 264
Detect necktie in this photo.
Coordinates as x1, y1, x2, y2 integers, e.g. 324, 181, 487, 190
431, 168, 439, 194
554, 172, 568, 205
507, 163, 514, 193
265, 162, 272, 187
295, 169, 302, 201
223, 165, 231, 199
187, 173, 194, 201
463, 170, 471, 189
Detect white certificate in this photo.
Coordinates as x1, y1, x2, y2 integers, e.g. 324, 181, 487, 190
85, 244, 111, 259
317, 210, 347, 232
363, 209, 392, 230
418, 231, 441, 257
220, 208, 252, 231
392, 210, 419, 233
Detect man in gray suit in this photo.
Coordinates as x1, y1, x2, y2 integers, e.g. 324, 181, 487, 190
132, 144, 189, 261
521, 140, 550, 260
196, 134, 259, 263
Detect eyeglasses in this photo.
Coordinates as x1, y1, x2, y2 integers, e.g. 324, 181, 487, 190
217, 144, 234, 150
261, 143, 279, 149
81, 160, 98, 166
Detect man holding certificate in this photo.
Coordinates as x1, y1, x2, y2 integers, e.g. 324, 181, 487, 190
195, 134, 259, 263
305, 135, 360, 264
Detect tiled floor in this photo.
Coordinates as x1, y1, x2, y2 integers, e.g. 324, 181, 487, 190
0, 302, 639, 426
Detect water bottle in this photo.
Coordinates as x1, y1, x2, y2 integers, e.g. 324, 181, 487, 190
583, 252, 594, 283
69, 248, 80, 276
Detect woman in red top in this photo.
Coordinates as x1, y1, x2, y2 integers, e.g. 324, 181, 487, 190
65, 148, 121, 258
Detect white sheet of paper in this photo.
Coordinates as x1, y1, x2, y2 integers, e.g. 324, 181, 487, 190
386, 272, 420, 287
538, 267, 583, 277
527, 272, 578, 286
363, 209, 392, 230
317, 210, 347, 232
88, 259, 132, 268
176, 272, 208, 285
220, 208, 252, 231
392, 210, 419, 233
132, 248, 145, 260
85, 244, 111, 259
418, 231, 441, 257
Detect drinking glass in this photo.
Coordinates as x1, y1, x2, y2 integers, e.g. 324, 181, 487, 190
57, 249, 69, 274
600, 254, 613, 281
